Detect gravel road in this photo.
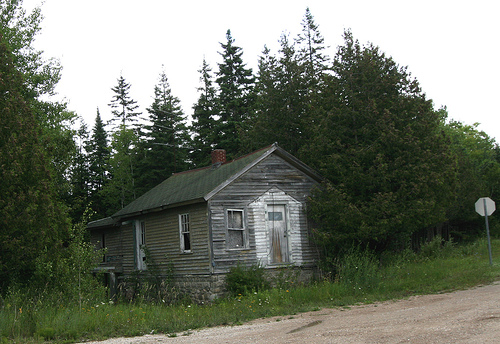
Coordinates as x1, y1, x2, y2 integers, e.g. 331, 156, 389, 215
81, 281, 500, 344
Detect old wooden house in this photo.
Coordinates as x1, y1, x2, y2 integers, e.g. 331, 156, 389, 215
87, 144, 321, 300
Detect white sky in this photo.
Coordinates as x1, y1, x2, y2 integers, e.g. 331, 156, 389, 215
23, 0, 500, 141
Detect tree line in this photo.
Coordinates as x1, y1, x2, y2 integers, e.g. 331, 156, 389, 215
2, 1, 500, 293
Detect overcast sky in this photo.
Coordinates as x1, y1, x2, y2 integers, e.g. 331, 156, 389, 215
23, 0, 500, 141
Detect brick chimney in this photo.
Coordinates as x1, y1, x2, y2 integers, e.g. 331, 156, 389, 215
211, 149, 226, 167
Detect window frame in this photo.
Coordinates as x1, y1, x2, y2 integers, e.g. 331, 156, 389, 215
226, 208, 248, 250
179, 213, 191, 253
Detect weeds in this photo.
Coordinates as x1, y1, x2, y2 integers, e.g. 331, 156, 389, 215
1, 238, 499, 343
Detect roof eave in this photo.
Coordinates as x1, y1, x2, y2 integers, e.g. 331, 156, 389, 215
112, 197, 206, 221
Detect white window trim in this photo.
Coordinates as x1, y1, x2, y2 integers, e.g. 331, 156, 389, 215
179, 213, 191, 253
226, 208, 248, 250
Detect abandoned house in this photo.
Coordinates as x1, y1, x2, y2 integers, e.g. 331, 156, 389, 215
87, 143, 322, 301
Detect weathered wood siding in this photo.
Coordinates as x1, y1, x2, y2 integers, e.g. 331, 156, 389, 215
90, 227, 124, 273
120, 202, 210, 276
209, 153, 318, 272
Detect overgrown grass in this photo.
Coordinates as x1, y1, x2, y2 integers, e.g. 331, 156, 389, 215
1, 237, 500, 343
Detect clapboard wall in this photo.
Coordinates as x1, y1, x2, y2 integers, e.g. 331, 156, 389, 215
208, 153, 319, 272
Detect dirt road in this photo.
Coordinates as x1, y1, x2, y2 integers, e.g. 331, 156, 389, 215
83, 281, 500, 344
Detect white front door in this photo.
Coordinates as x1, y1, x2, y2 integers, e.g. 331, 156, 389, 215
267, 204, 289, 264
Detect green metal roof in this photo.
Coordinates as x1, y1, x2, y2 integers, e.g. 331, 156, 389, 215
112, 145, 272, 219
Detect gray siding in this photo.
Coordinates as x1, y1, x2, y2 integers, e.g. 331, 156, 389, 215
209, 153, 318, 272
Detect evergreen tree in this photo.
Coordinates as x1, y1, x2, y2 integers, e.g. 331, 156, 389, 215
103, 126, 139, 213
307, 30, 456, 257
296, 7, 329, 85
135, 69, 191, 195
191, 58, 218, 167
87, 108, 110, 219
0, 34, 69, 292
68, 120, 90, 222
103, 76, 141, 213
1, 0, 76, 206
215, 29, 255, 157
108, 74, 141, 130
248, 34, 308, 155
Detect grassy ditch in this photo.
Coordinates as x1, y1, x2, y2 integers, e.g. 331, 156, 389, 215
1, 237, 500, 343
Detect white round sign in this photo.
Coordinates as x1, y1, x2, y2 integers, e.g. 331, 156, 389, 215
475, 197, 496, 217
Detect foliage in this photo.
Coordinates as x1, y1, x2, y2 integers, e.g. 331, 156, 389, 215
215, 29, 256, 157
101, 125, 139, 214
225, 263, 270, 296
249, 35, 308, 155
307, 30, 457, 255
190, 58, 218, 167
86, 109, 110, 219
441, 116, 500, 240
1, 238, 498, 343
108, 74, 141, 130
119, 246, 177, 304
334, 246, 380, 294
135, 68, 191, 195
1, 0, 77, 208
0, 31, 70, 293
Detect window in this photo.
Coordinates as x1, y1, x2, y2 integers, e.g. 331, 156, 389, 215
227, 209, 246, 249
179, 213, 191, 252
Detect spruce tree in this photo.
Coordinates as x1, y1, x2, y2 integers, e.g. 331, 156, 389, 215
135, 69, 191, 195
68, 120, 90, 222
215, 29, 255, 157
108, 74, 141, 130
249, 35, 308, 155
87, 108, 110, 219
103, 76, 141, 213
296, 7, 329, 85
191, 58, 218, 167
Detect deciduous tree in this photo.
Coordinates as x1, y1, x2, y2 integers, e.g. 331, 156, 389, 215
0, 34, 69, 292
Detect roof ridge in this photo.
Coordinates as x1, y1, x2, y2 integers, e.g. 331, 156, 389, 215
171, 144, 274, 177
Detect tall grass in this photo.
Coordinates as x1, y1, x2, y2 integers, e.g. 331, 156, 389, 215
1, 238, 499, 343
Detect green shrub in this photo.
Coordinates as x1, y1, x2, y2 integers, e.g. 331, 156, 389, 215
418, 236, 455, 260
225, 263, 270, 296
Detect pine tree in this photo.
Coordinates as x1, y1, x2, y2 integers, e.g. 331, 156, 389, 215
215, 29, 255, 157
135, 69, 191, 195
191, 58, 218, 167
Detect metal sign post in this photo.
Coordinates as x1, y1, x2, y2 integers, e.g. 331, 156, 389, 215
475, 197, 495, 266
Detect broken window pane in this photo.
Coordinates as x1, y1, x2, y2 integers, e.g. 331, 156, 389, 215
228, 229, 244, 248
228, 210, 243, 229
